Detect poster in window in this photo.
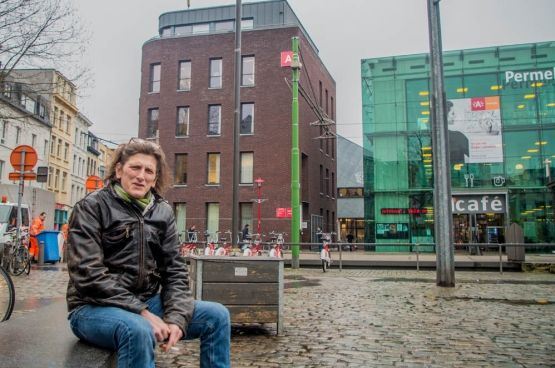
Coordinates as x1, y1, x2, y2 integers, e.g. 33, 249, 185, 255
376, 223, 409, 239
447, 96, 503, 164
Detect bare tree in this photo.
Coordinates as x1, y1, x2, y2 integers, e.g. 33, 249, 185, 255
0, 0, 91, 127
0, 0, 90, 82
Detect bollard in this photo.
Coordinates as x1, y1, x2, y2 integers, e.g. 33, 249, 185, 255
38, 241, 45, 266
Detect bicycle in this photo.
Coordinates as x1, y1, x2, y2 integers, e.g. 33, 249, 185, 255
0, 265, 15, 322
268, 231, 287, 258
243, 233, 263, 256
180, 230, 199, 257
5, 230, 31, 276
203, 230, 220, 256
215, 231, 233, 256
320, 232, 335, 272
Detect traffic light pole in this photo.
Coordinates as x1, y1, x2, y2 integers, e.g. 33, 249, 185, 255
290, 37, 301, 269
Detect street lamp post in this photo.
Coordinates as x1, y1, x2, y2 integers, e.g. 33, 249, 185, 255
252, 177, 267, 235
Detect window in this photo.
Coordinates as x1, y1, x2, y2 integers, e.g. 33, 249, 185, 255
215, 21, 234, 31
53, 107, 58, 126
66, 115, 71, 133
240, 152, 253, 184
74, 128, 78, 144
207, 153, 220, 184
161, 28, 171, 36
175, 203, 187, 234
57, 139, 62, 157
241, 19, 254, 29
3, 84, 11, 98
62, 172, 67, 192
150, 63, 161, 93
55, 169, 60, 189
44, 140, 48, 155
208, 105, 221, 135
241, 56, 255, 86
59, 111, 64, 129
0, 161, 3, 182
50, 136, 55, 154
206, 203, 219, 232
175, 154, 188, 185
147, 108, 159, 138
240, 103, 254, 134
64, 143, 69, 160
240, 203, 253, 231
209, 59, 222, 88
32, 134, 36, 147
193, 23, 209, 34
176, 107, 189, 136
175, 25, 192, 35
0, 121, 5, 143
15, 127, 20, 144
39, 103, 45, 118
178, 61, 191, 91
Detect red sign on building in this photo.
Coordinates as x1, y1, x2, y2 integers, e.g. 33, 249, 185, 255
281, 51, 293, 67
276, 207, 292, 218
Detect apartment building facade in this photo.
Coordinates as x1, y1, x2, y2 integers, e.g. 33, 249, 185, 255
139, 0, 337, 242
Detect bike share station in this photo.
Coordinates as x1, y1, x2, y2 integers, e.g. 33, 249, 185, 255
189, 254, 284, 336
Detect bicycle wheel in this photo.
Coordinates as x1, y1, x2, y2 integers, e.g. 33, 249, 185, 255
9, 247, 25, 276
0, 266, 15, 321
24, 249, 31, 275
322, 259, 327, 272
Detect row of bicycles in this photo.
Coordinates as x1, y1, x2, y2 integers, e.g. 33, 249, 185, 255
180, 230, 288, 259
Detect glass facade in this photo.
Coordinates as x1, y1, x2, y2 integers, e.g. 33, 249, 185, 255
362, 41, 555, 251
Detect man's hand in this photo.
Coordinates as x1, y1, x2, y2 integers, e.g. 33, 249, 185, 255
140, 309, 170, 342
163, 324, 183, 353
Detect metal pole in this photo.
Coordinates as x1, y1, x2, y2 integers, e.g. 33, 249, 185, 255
291, 36, 301, 268
16, 149, 25, 246
231, 0, 242, 249
257, 182, 261, 234
427, 0, 455, 287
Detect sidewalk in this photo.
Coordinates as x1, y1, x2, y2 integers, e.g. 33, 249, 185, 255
7, 259, 555, 367
281, 250, 555, 271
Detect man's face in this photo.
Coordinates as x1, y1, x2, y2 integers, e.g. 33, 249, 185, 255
40, 214, 46, 221
116, 153, 157, 199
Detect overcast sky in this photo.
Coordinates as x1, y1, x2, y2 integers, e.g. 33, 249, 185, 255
76, 0, 555, 147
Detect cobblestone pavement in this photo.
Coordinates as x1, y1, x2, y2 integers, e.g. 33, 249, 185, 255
8, 265, 555, 367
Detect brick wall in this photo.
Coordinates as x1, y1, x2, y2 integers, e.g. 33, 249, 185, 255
140, 27, 336, 242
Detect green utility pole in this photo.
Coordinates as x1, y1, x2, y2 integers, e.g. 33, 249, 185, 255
291, 37, 301, 268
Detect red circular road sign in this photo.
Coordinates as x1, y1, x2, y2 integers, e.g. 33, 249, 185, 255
10, 145, 38, 171
86, 175, 103, 191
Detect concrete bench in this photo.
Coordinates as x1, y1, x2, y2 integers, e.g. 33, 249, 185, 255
0, 300, 117, 367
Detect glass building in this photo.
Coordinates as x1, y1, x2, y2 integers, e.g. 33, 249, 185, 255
361, 41, 555, 252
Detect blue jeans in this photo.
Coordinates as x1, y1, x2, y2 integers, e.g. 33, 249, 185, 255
69, 296, 230, 368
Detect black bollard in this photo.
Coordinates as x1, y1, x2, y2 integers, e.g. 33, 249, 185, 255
38, 241, 45, 266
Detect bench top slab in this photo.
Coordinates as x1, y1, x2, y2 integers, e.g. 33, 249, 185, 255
0, 300, 116, 368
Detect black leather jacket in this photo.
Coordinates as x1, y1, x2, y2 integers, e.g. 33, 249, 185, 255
66, 184, 194, 333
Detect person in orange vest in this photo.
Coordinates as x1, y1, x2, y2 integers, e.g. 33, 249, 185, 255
29, 212, 46, 262
61, 222, 69, 261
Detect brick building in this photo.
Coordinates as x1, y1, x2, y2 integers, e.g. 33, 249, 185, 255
139, 0, 336, 243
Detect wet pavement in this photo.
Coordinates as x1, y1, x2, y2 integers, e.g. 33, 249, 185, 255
6, 264, 555, 367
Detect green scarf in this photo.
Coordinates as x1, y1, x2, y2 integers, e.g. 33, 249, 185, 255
113, 183, 152, 214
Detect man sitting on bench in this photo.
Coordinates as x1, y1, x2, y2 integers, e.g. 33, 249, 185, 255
66, 139, 231, 367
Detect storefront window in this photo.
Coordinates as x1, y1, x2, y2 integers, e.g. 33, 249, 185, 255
504, 130, 542, 186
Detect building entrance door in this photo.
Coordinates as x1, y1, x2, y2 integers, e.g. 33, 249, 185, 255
452, 213, 505, 245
